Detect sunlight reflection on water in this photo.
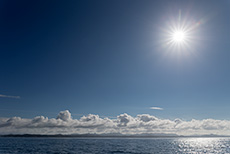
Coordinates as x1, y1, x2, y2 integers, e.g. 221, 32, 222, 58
174, 138, 230, 153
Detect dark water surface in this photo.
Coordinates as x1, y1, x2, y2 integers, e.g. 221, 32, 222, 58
0, 137, 230, 153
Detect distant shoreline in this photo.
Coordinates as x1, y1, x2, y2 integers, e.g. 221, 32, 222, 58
1, 134, 230, 138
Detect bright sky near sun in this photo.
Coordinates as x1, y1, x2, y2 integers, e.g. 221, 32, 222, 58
1, 0, 230, 121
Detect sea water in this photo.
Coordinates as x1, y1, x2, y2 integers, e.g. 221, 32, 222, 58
0, 137, 230, 153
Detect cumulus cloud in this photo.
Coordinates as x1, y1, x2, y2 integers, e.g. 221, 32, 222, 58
1, 110, 230, 135
137, 114, 158, 122
56, 110, 72, 121
0, 94, 20, 99
150, 107, 163, 110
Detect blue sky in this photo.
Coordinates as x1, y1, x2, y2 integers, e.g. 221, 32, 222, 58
1, 0, 230, 121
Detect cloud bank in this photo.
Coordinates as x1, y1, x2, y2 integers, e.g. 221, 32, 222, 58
0, 94, 20, 99
0, 110, 230, 135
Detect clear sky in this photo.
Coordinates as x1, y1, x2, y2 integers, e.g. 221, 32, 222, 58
1, 0, 230, 123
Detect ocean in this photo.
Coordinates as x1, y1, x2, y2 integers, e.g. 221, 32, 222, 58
0, 137, 230, 153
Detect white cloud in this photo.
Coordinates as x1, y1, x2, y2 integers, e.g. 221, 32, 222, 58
0, 110, 230, 135
150, 107, 163, 110
0, 94, 20, 99
57, 110, 72, 121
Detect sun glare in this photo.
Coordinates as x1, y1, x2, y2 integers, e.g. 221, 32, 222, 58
172, 30, 186, 43
160, 10, 203, 57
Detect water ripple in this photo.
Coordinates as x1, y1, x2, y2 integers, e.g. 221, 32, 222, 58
0, 137, 230, 153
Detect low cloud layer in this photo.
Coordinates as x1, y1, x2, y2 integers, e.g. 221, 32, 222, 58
0, 94, 20, 99
0, 110, 230, 135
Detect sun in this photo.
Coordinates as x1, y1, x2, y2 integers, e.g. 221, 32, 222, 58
160, 10, 203, 57
172, 30, 186, 43
166, 27, 190, 49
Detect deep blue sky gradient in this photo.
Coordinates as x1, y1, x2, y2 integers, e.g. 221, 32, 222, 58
1, 0, 230, 120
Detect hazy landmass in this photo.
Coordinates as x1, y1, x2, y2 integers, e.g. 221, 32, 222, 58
2, 133, 230, 138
